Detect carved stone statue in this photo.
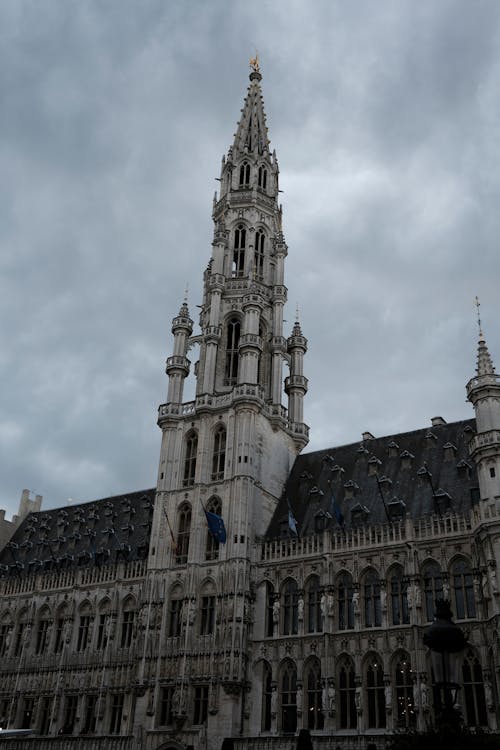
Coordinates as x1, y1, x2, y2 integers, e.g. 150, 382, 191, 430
271, 685, 277, 717
272, 599, 280, 624
320, 594, 327, 621
414, 583, 422, 608
484, 680, 493, 708
352, 591, 360, 615
420, 680, 429, 709
296, 683, 303, 714
380, 588, 387, 612
327, 591, 335, 616
298, 597, 304, 622
328, 684, 336, 713
355, 685, 362, 712
384, 684, 392, 710
412, 681, 420, 710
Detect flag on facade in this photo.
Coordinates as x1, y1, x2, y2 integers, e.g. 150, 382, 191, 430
204, 509, 227, 544
329, 491, 345, 527
287, 500, 299, 536
163, 507, 179, 556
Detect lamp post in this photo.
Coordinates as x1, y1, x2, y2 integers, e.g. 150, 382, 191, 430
423, 599, 467, 729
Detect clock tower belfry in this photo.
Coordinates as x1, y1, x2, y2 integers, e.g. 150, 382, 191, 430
147, 61, 308, 745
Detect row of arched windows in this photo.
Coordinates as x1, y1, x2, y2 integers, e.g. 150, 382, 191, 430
167, 580, 217, 637
0, 595, 137, 659
259, 648, 489, 733
238, 161, 268, 190
266, 560, 478, 637
182, 425, 226, 489
231, 224, 267, 280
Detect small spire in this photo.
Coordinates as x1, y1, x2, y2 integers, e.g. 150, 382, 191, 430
292, 305, 302, 336
475, 296, 483, 339
178, 285, 190, 316
295, 303, 300, 323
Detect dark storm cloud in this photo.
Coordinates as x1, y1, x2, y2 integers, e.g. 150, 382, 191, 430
2, 0, 500, 517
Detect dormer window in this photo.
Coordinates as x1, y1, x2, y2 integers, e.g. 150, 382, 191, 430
387, 441, 399, 458
400, 450, 414, 470
351, 503, 370, 526
456, 459, 472, 479
368, 456, 381, 477
387, 497, 406, 521
443, 442, 457, 461
258, 165, 267, 189
239, 161, 250, 187
343, 480, 359, 501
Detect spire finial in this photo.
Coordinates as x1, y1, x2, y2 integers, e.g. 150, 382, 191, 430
249, 53, 260, 74
184, 284, 189, 305
295, 303, 300, 323
475, 296, 483, 339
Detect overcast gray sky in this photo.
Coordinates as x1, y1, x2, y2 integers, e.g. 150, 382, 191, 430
2, 0, 500, 518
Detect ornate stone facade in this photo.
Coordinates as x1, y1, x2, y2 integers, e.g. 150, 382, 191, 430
0, 63, 499, 750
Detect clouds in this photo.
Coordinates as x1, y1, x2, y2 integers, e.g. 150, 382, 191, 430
1, 1, 500, 517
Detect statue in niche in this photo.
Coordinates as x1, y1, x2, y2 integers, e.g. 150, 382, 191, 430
298, 596, 304, 622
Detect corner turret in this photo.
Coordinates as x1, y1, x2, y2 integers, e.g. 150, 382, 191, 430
467, 331, 500, 507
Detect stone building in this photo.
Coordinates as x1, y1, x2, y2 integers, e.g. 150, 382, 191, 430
0, 61, 500, 750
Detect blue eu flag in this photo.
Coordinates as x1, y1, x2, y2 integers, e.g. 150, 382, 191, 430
204, 510, 227, 544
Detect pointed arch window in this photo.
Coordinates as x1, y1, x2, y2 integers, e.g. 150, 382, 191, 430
168, 585, 184, 637
233, 225, 246, 277
364, 569, 382, 627
120, 597, 136, 649
258, 165, 267, 189
390, 569, 410, 625
211, 426, 226, 481
35, 607, 51, 655
462, 649, 487, 726
205, 496, 222, 561
254, 230, 265, 280
176, 503, 191, 565
0, 615, 12, 658
366, 656, 386, 728
282, 579, 299, 636
338, 658, 356, 729
423, 562, 443, 621
306, 576, 322, 633
394, 655, 415, 728
224, 318, 241, 385
338, 572, 354, 630
280, 660, 297, 733
305, 658, 324, 730
262, 661, 272, 731
452, 559, 476, 619
239, 161, 250, 187
183, 431, 198, 487
76, 603, 92, 652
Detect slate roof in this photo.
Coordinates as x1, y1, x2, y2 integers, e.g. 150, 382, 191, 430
266, 418, 480, 539
0, 488, 155, 578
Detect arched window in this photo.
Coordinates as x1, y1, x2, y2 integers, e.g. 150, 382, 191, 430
13, 609, 28, 657
205, 496, 222, 561
120, 596, 136, 649
306, 576, 322, 633
338, 657, 356, 729
305, 658, 323, 730
96, 598, 110, 650
176, 503, 191, 565
211, 426, 226, 481
0, 614, 12, 658
364, 569, 382, 627
262, 661, 272, 731
338, 572, 354, 630
233, 225, 246, 277
76, 602, 92, 652
53, 605, 69, 654
394, 654, 415, 728
183, 431, 198, 487
280, 660, 297, 733
239, 161, 250, 187
258, 165, 267, 189
366, 655, 386, 728
390, 568, 409, 625
265, 581, 274, 637
35, 606, 51, 655
423, 562, 444, 621
462, 649, 487, 726
168, 584, 184, 637
452, 559, 476, 619
254, 230, 265, 280
199, 581, 216, 635
282, 579, 298, 636
224, 318, 241, 386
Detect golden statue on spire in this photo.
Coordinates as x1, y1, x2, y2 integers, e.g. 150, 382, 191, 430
250, 54, 260, 73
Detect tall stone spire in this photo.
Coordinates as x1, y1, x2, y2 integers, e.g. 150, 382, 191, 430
232, 58, 269, 159
476, 334, 496, 376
